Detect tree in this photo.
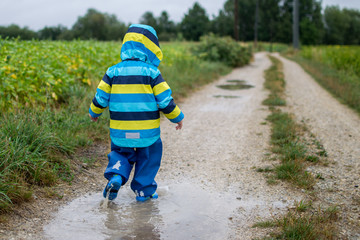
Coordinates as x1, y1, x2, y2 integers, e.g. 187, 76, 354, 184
0, 24, 37, 40
343, 8, 360, 45
324, 6, 360, 45
72, 8, 127, 41
211, 9, 233, 37
258, 0, 281, 43
299, 0, 324, 45
180, 2, 210, 41
157, 11, 177, 41
140, 12, 158, 29
276, 0, 324, 44
39, 25, 68, 40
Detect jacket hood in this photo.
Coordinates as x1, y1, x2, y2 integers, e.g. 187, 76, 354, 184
120, 24, 163, 67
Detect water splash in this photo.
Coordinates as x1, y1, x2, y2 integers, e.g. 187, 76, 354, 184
100, 185, 112, 209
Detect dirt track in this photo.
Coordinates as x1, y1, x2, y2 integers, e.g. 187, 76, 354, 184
1, 52, 359, 239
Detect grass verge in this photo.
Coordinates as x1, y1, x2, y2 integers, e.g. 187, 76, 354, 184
286, 53, 360, 115
253, 201, 338, 239
262, 55, 319, 189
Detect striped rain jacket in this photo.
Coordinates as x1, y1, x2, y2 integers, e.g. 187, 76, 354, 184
89, 24, 184, 148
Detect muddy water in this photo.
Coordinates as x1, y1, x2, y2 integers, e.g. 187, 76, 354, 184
43, 181, 241, 240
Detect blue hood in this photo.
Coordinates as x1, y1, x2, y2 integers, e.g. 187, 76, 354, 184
120, 24, 163, 67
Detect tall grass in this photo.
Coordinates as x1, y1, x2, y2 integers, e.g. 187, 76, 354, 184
0, 91, 110, 211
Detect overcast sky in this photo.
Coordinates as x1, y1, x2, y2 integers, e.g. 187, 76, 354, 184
0, 0, 359, 31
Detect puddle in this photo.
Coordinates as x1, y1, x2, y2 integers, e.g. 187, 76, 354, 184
43, 182, 240, 240
217, 80, 254, 90
213, 95, 241, 99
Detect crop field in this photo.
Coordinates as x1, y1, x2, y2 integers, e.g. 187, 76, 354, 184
300, 45, 360, 77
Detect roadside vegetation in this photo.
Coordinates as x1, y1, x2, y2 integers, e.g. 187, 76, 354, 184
261, 56, 322, 189
255, 55, 338, 239
0, 38, 240, 212
288, 46, 360, 114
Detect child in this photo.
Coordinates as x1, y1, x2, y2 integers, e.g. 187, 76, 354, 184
88, 24, 184, 202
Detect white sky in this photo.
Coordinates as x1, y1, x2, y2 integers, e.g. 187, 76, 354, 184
0, 0, 359, 31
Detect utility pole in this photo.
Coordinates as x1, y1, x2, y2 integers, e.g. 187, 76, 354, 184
234, 0, 239, 41
293, 0, 300, 49
254, 0, 259, 49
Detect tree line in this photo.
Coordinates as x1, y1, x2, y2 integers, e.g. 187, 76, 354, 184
0, 0, 359, 45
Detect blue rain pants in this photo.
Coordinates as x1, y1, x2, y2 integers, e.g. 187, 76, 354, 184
104, 137, 163, 198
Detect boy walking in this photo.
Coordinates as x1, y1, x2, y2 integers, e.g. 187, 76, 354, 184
88, 24, 184, 202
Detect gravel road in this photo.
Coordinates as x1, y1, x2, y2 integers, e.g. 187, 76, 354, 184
1, 52, 359, 240
276, 53, 360, 239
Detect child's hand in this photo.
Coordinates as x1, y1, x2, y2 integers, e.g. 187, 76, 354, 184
89, 114, 99, 122
176, 120, 183, 130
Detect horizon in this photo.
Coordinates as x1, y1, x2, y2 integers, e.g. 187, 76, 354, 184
0, 0, 359, 31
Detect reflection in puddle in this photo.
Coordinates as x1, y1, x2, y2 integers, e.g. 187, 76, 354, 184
217, 80, 254, 90
213, 95, 241, 99
43, 183, 240, 240
43, 182, 292, 240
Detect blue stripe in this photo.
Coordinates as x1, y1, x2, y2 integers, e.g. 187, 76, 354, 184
109, 102, 158, 112
89, 107, 102, 118
95, 90, 110, 107
112, 75, 151, 85
110, 93, 155, 103
110, 111, 160, 121
110, 135, 160, 148
128, 24, 158, 38
110, 128, 160, 139
102, 74, 112, 86
169, 112, 184, 123
121, 42, 160, 67
155, 89, 173, 109
151, 74, 165, 88
160, 99, 176, 114
92, 96, 106, 109
107, 60, 160, 79
127, 27, 160, 47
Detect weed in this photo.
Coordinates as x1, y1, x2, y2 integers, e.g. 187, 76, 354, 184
306, 155, 320, 163
296, 200, 312, 212
253, 220, 278, 228
315, 173, 325, 180
256, 167, 273, 173
257, 204, 338, 240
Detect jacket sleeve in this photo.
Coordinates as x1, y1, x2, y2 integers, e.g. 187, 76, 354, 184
152, 73, 184, 123
89, 74, 111, 118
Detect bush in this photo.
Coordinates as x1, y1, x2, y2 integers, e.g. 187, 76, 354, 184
192, 34, 252, 67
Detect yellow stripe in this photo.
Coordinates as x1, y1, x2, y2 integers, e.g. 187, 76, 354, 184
112, 84, 153, 94
123, 32, 163, 61
98, 80, 111, 94
110, 119, 160, 130
164, 106, 181, 120
153, 82, 170, 95
90, 102, 104, 114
